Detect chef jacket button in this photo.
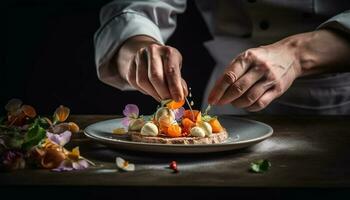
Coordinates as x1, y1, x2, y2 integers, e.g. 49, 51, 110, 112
259, 20, 269, 30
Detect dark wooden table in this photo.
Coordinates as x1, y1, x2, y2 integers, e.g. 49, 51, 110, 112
1, 115, 350, 199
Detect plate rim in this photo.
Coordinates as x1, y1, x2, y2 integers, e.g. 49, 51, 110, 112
83, 116, 273, 148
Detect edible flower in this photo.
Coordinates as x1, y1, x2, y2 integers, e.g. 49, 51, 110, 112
5, 98, 37, 126
173, 107, 185, 121
46, 131, 71, 146
122, 104, 139, 127
52, 147, 89, 172
53, 105, 70, 123
116, 157, 135, 172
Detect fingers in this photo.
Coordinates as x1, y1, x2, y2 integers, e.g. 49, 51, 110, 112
208, 51, 253, 104
135, 48, 161, 101
230, 78, 273, 108
146, 45, 172, 100
129, 43, 186, 101
245, 88, 281, 112
163, 47, 184, 101
217, 65, 265, 105
181, 78, 189, 98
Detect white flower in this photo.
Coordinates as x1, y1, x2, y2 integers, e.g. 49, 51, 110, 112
116, 157, 135, 172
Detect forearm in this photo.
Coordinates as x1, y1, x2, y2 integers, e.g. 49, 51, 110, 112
285, 29, 350, 77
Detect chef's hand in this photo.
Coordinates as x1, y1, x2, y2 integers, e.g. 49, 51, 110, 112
116, 35, 188, 101
208, 29, 350, 111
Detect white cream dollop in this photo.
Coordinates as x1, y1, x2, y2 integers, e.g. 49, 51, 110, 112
197, 121, 212, 136
128, 118, 145, 131
155, 107, 175, 122
190, 126, 206, 137
141, 122, 159, 136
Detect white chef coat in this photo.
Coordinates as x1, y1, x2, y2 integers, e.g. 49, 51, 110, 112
94, 0, 350, 115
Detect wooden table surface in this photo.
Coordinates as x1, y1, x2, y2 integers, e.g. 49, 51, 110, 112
1, 115, 350, 197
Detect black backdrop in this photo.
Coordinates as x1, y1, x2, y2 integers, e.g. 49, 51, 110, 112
0, 0, 214, 116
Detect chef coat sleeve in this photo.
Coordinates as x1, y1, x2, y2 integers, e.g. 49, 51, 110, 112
94, 0, 187, 90
318, 10, 350, 35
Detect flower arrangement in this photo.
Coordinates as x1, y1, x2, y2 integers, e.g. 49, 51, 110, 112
0, 99, 94, 171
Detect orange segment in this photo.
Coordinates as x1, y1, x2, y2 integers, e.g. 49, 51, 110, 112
181, 118, 195, 136
183, 110, 201, 122
167, 124, 182, 138
209, 118, 224, 133
166, 100, 185, 110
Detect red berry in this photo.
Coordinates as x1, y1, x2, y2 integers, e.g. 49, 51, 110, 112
169, 161, 178, 172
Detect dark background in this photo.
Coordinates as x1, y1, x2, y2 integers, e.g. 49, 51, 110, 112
0, 0, 214, 116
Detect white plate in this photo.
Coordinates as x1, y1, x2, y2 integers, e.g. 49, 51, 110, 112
84, 116, 273, 153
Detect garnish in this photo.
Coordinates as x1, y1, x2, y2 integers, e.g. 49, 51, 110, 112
169, 161, 178, 173
250, 159, 271, 173
116, 157, 135, 172
112, 127, 127, 135
0, 99, 92, 172
121, 104, 142, 128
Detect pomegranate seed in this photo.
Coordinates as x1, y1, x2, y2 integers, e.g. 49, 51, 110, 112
169, 161, 178, 173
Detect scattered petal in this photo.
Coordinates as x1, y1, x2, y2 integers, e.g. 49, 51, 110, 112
116, 157, 135, 172
40, 148, 66, 169
21, 105, 37, 118
68, 122, 80, 133
46, 131, 72, 146
72, 159, 89, 170
54, 105, 70, 123
173, 107, 185, 121
123, 104, 139, 118
52, 160, 73, 172
67, 147, 80, 161
1, 150, 26, 171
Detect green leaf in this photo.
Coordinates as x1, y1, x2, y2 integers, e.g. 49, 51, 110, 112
250, 159, 271, 173
22, 119, 46, 150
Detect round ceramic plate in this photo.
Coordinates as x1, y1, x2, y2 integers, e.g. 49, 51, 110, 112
84, 116, 273, 153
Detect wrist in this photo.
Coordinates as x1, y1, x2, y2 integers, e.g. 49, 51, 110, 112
286, 30, 350, 77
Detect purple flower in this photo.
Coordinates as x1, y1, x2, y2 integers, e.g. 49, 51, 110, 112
122, 104, 139, 127
174, 107, 185, 121
52, 159, 89, 172
1, 150, 25, 171
46, 131, 71, 146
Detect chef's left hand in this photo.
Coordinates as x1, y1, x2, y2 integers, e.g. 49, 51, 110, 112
208, 29, 350, 111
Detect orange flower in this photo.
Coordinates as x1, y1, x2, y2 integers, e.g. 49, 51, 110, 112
21, 105, 37, 118
68, 122, 80, 133
166, 99, 185, 110
54, 105, 70, 123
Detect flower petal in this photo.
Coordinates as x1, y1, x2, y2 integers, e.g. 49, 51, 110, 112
123, 104, 139, 118
52, 160, 73, 172
54, 105, 70, 122
72, 159, 89, 170
174, 107, 185, 121
46, 131, 72, 146
116, 157, 135, 172
121, 117, 131, 127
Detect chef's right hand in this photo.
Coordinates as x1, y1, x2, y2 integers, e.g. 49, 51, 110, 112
116, 35, 188, 102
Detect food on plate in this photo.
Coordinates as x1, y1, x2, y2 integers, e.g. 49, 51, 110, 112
120, 98, 228, 145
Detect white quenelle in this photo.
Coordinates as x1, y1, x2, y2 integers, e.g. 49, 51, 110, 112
190, 126, 206, 137
197, 121, 212, 136
140, 122, 159, 136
